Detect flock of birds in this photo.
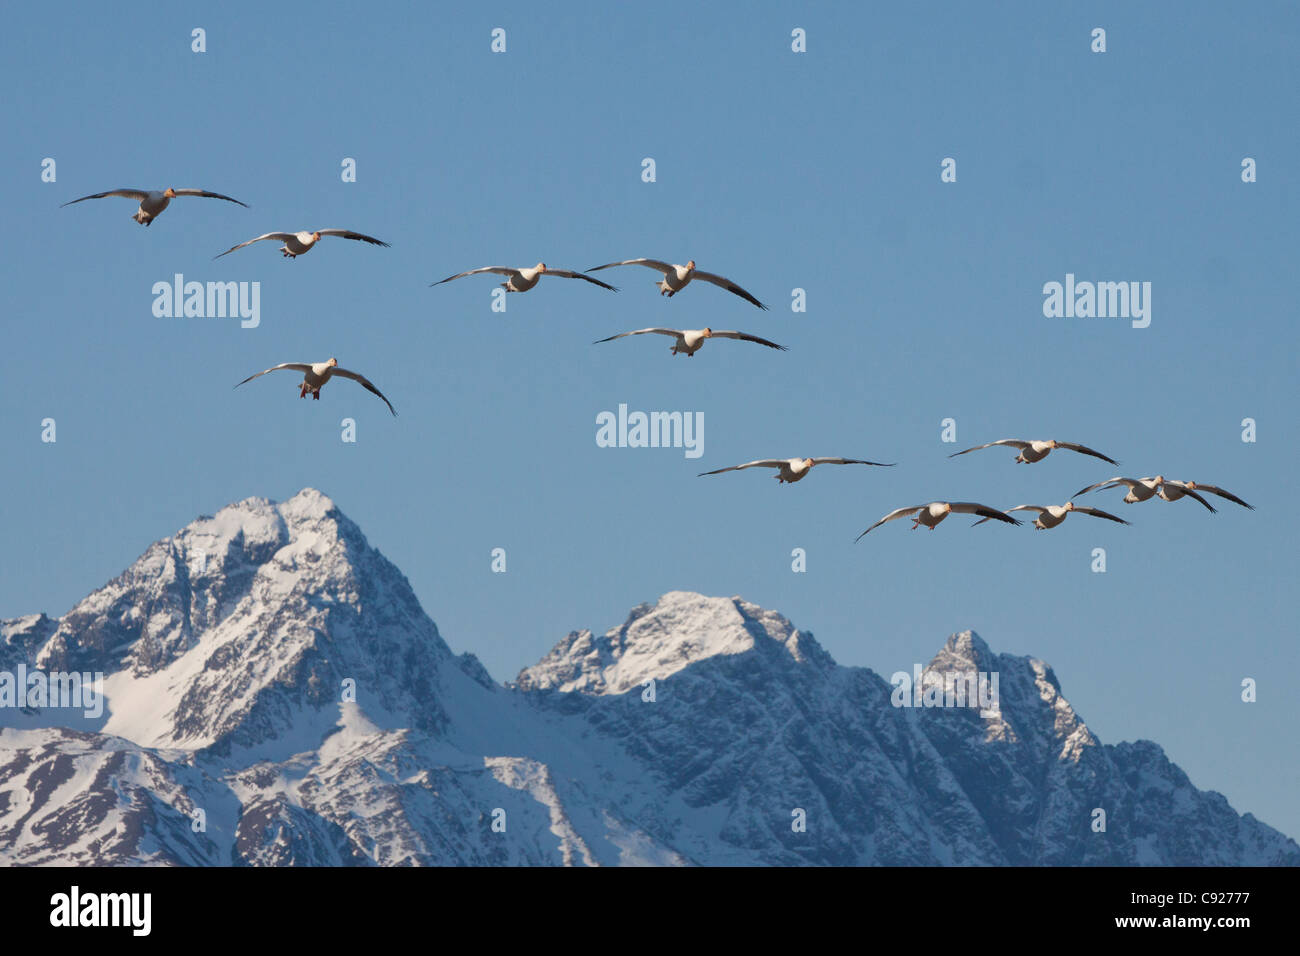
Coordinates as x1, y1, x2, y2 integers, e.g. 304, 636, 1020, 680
62, 184, 1253, 542
61, 185, 787, 414
691, 438, 1252, 540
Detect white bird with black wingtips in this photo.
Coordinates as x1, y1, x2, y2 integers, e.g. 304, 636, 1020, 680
215, 229, 389, 259
235, 358, 396, 416
949, 438, 1118, 465
594, 327, 786, 357
699, 457, 894, 484
971, 502, 1130, 529
431, 262, 618, 293
585, 258, 767, 309
857, 502, 1021, 539
62, 187, 248, 226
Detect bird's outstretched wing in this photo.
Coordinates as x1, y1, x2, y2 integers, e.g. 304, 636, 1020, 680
856, 506, 927, 540
1073, 506, 1130, 524
592, 328, 681, 344
697, 459, 787, 476
430, 266, 517, 286
1163, 483, 1217, 513
808, 457, 894, 467
542, 269, 619, 291
315, 229, 389, 246
1170, 481, 1253, 510
972, 504, 1043, 526
214, 233, 297, 258
948, 502, 1022, 525
691, 270, 768, 309
948, 439, 1030, 458
172, 189, 249, 207
586, 258, 674, 274
707, 330, 787, 350
1055, 441, 1119, 465
61, 188, 150, 206
1073, 477, 1131, 497
333, 368, 397, 416
234, 363, 313, 387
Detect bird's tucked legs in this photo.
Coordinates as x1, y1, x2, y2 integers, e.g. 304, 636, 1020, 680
299, 384, 308, 399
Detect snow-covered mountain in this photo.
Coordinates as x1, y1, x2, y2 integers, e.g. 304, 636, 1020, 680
1, 489, 1294, 865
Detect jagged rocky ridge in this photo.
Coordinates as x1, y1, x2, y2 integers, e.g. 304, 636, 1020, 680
1, 489, 1294, 866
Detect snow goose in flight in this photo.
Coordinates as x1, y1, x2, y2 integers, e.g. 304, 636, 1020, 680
857, 502, 1021, 539
215, 229, 389, 259
1158, 480, 1254, 510
972, 502, 1130, 529
235, 358, 395, 416
949, 439, 1117, 466
1073, 476, 1216, 512
585, 259, 767, 309
594, 327, 785, 357
699, 457, 894, 484
62, 187, 248, 226
430, 263, 617, 293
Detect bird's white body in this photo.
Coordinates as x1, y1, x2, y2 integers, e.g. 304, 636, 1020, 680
659, 262, 696, 295
300, 361, 337, 393
773, 458, 815, 483
504, 264, 545, 292
280, 232, 321, 257
674, 329, 711, 355
1031, 505, 1071, 528
134, 191, 173, 223
1018, 441, 1056, 463
1120, 477, 1163, 502
916, 503, 952, 528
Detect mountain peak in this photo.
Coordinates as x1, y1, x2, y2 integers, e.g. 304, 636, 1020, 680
23, 487, 455, 754
516, 590, 832, 694
927, 629, 996, 674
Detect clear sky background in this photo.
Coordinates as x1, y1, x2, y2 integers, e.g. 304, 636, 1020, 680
2, 2, 1297, 840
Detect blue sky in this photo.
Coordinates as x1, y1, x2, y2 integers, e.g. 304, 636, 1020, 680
2, 1, 1298, 840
